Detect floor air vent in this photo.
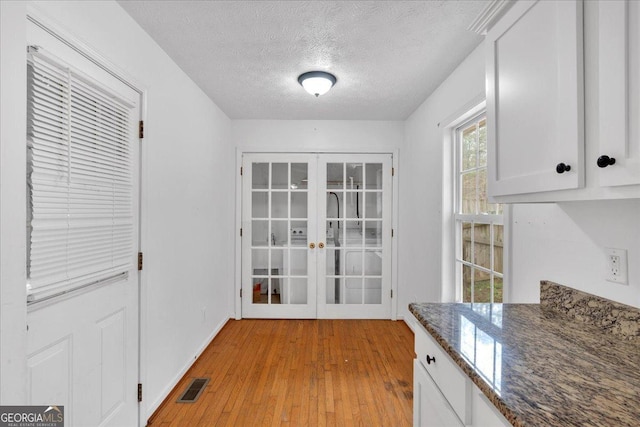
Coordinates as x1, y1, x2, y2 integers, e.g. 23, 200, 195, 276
176, 378, 209, 403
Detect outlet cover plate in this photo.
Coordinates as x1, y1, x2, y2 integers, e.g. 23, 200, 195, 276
605, 248, 628, 285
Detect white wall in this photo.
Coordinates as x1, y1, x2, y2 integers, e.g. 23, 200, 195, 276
233, 120, 403, 152
401, 44, 485, 317
509, 200, 640, 307
0, 0, 29, 405
0, 0, 235, 419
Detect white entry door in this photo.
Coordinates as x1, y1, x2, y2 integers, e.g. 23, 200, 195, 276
25, 18, 141, 427
241, 153, 392, 319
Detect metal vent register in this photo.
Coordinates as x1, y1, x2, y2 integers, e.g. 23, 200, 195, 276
177, 378, 209, 403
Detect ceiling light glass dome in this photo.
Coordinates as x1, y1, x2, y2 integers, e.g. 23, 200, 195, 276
298, 71, 337, 97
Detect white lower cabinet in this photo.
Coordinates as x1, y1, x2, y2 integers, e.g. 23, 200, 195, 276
413, 323, 511, 426
472, 388, 511, 427
414, 359, 464, 427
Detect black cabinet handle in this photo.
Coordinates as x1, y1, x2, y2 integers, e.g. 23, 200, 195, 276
597, 155, 616, 168
426, 355, 436, 365
556, 163, 571, 174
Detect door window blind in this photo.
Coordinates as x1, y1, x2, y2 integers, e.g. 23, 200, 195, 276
27, 47, 135, 302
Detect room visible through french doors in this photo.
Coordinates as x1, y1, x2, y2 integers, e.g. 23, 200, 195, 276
241, 153, 392, 319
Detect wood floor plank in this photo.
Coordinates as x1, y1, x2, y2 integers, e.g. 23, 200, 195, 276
148, 319, 413, 427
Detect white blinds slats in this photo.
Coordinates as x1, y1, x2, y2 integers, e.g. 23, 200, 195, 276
27, 48, 134, 300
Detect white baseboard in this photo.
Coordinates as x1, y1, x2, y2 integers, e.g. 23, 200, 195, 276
403, 315, 418, 334
146, 316, 231, 420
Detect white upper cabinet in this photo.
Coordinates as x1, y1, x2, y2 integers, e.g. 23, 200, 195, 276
486, 0, 584, 197
597, 0, 640, 187
486, 0, 640, 202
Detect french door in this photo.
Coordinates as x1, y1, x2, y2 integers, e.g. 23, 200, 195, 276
241, 153, 392, 319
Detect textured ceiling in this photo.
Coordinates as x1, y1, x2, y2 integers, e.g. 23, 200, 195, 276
118, 1, 488, 120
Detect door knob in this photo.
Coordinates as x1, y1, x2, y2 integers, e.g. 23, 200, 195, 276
318, 242, 325, 249
309, 243, 315, 249
597, 155, 616, 168
556, 163, 571, 174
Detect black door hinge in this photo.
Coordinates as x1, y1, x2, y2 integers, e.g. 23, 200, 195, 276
139, 120, 144, 139
240, 228, 243, 237
138, 383, 142, 402
392, 167, 395, 176
240, 166, 243, 176
391, 289, 393, 298
138, 252, 143, 271
240, 289, 243, 298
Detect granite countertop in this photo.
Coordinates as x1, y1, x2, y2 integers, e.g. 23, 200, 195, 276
409, 282, 640, 427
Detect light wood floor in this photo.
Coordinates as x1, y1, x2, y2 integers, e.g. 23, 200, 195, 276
148, 319, 414, 427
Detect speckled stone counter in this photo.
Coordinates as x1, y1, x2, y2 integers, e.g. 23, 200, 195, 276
409, 285, 640, 427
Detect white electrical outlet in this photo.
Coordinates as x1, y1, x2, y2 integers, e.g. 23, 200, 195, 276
605, 248, 628, 285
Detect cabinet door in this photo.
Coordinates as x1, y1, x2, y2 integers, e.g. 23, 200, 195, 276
598, 0, 640, 186
413, 360, 464, 427
486, 0, 584, 196
472, 388, 511, 427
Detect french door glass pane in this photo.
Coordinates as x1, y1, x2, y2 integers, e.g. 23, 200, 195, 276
252, 220, 268, 246
364, 251, 382, 275
327, 163, 343, 189
290, 249, 307, 275
345, 278, 363, 304
291, 193, 307, 218
271, 163, 288, 189
365, 163, 383, 189
365, 192, 382, 218
271, 192, 288, 218
365, 278, 382, 304
365, 221, 382, 247
289, 278, 307, 304
252, 192, 268, 217
291, 220, 307, 246
271, 220, 287, 246
327, 192, 343, 218
291, 163, 308, 189
252, 163, 268, 189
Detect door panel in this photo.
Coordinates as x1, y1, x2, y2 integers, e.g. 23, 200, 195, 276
242, 153, 392, 319
242, 154, 317, 318
318, 154, 392, 319
26, 18, 140, 426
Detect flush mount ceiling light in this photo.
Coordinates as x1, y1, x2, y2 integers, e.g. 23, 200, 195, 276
298, 71, 337, 97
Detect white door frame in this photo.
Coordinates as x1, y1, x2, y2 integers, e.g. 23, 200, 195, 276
25, 7, 149, 426
234, 148, 399, 320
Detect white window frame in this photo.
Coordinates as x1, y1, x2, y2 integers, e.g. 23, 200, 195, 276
453, 112, 504, 303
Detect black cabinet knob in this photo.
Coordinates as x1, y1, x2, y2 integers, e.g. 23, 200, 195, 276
426, 355, 436, 365
556, 163, 571, 174
597, 155, 616, 168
